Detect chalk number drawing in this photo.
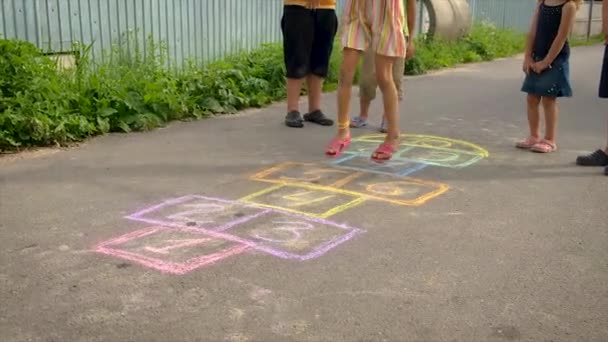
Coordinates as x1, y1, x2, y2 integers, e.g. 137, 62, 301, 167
94, 134, 487, 275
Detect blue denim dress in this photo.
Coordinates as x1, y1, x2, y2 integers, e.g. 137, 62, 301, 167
521, 1, 572, 97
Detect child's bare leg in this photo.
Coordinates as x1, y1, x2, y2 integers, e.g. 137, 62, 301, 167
541, 96, 558, 143
375, 54, 400, 143
326, 48, 359, 155
359, 96, 372, 121
527, 94, 542, 138
335, 48, 360, 138
306, 75, 323, 113
357, 49, 376, 123
287, 78, 303, 113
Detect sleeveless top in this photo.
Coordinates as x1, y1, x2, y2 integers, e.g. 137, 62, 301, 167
284, 0, 336, 9
532, 0, 570, 63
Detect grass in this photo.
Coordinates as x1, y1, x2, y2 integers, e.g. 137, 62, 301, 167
570, 33, 605, 47
0, 22, 602, 151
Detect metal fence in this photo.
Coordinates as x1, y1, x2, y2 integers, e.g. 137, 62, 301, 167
468, 0, 536, 32
0, 0, 600, 66
1, 0, 285, 64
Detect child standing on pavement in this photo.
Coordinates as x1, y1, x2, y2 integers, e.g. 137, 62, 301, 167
517, 0, 580, 153
326, 0, 407, 162
349, 0, 416, 133
281, 0, 338, 128
575, 0, 608, 175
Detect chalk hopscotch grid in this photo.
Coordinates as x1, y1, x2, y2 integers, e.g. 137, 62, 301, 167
333, 146, 486, 170
329, 153, 431, 177
246, 163, 450, 207
94, 134, 488, 274
124, 195, 366, 261
238, 184, 368, 218
125, 195, 272, 232
93, 226, 250, 275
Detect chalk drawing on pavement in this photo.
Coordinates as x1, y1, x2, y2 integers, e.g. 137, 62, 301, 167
330, 154, 430, 176
244, 162, 449, 210
220, 210, 364, 260
94, 196, 366, 272
95, 134, 487, 275
331, 134, 489, 174
126, 195, 270, 231
238, 184, 366, 218
250, 161, 353, 186
94, 226, 249, 275
337, 172, 450, 206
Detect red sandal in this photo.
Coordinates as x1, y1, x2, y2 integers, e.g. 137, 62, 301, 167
530, 139, 557, 153
371, 142, 398, 163
325, 136, 352, 158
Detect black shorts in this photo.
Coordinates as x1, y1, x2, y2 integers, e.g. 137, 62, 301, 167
281, 5, 338, 79
600, 44, 608, 98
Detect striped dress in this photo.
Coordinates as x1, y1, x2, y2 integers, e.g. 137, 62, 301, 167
340, 0, 407, 58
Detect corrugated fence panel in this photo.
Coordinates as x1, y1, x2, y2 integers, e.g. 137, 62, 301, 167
1, 0, 536, 65
1, 0, 285, 66
468, 0, 536, 32
1, 0, 40, 43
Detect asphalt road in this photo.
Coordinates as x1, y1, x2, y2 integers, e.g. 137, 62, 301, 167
1, 44, 607, 342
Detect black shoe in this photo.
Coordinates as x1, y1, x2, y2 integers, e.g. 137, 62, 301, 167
303, 110, 334, 126
605, 165, 608, 175
285, 111, 304, 128
576, 149, 608, 166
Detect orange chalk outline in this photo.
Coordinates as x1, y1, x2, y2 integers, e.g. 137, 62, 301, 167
243, 163, 450, 209
250, 161, 352, 184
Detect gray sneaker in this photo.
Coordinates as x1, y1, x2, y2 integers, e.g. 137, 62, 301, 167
285, 111, 304, 128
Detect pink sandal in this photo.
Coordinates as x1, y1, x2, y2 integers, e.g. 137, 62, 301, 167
325, 136, 352, 158
516, 136, 541, 149
530, 139, 557, 153
371, 142, 398, 163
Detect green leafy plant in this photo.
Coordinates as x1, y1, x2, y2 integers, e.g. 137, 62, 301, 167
404, 22, 526, 75
0, 22, 600, 151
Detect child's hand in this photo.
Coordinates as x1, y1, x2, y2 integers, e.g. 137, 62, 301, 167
532, 60, 551, 74
406, 41, 416, 61
522, 56, 533, 74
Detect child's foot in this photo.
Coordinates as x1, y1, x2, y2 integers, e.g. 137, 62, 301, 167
325, 133, 352, 158
371, 136, 399, 163
285, 111, 304, 128
530, 139, 557, 153
576, 149, 608, 166
304, 110, 334, 126
516, 136, 541, 149
350, 116, 368, 128
325, 122, 352, 158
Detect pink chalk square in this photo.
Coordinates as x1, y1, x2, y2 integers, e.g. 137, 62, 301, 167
125, 195, 270, 231
94, 226, 249, 275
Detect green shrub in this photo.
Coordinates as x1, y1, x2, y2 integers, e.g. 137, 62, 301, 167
0, 40, 84, 147
0, 22, 599, 151
404, 22, 525, 75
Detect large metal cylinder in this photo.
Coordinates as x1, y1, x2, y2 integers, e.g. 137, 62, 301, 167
424, 0, 472, 40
